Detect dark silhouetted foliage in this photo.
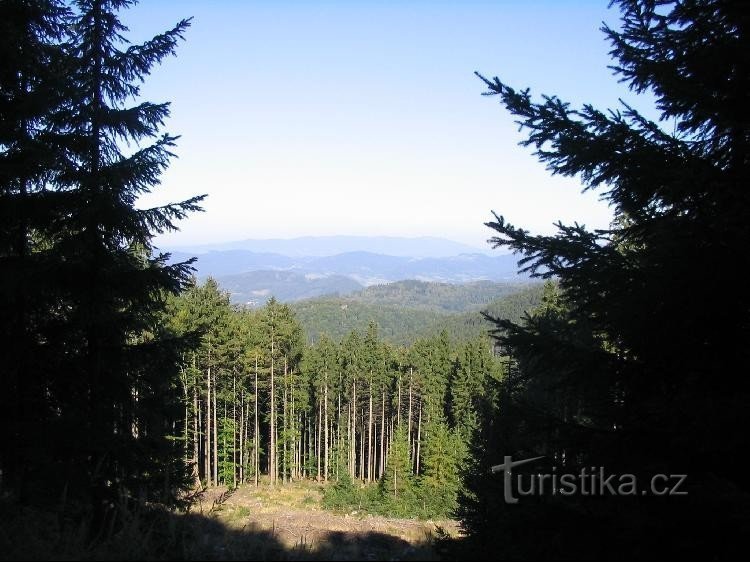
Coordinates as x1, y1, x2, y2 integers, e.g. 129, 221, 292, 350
459, 0, 750, 559
0, 0, 204, 512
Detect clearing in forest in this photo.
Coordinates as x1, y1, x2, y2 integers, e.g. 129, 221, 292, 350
192, 481, 460, 560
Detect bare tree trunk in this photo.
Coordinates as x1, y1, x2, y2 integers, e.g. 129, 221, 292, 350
297, 413, 302, 480
302, 413, 306, 479
407, 367, 413, 454
283, 357, 288, 484
254, 353, 259, 487
193, 380, 200, 486
222, 400, 228, 486
274, 407, 279, 483
359, 408, 365, 480
298, 413, 302, 480
233, 373, 237, 488
246, 401, 251, 482
213, 371, 218, 487
380, 387, 385, 479
205, 362, 211, 486
316, 397, 322, 480
330, 417, 335, 480
250, 396, 255, 481
308, 412, 314, 479
367, 370, 373, 483
290, 370, 296, 480
197, 384, 203, 484
270, 337, 275, 485
239, 389, 244, 484
182, 366, 189, 466
397, 373, 402, 428
337, 374, 342, 481
352, 378, 357, 478
324, 369, 329, 481
346, 402, 354, 478
416, 403, 422, 475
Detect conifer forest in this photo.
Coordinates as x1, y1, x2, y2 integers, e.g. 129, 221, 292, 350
1, 0, 748, 560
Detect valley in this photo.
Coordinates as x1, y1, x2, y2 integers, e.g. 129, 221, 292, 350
167, 235, 528, 305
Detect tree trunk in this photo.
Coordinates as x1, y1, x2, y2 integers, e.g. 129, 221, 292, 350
352, 378, 357, 478
233, 373, 237, 487
337, 374, 342, 481
416, 403, 422, 475
316, 397, 322, 480
197, 384, 203, 484
239, 389, 244, 484
407, 367, 413, 454
397, 373, 402, 428
270, 337, 275, 485
192, 359, 199, 486
308, 412, 314, 479
290, 371, 296, 480
346, 402, 354, 478
359, 408, 365, 480
367, 370, 373, 483
283, 357, 288, 484
205, 362, 211, 486
254, 353, 259, 487
213, 371, 218, 487
324, 369, 329, 481
380, 387, 386, 479
222, 400, 227, 486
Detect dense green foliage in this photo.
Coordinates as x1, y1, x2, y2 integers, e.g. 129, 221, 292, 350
336, 279, 531, 312
459, 0, 750, 559
321, 421, 467, 520
0, 0, 203, 513
292, 281, 544, 345
4, 1, 746, 559
166, 278, 504, 519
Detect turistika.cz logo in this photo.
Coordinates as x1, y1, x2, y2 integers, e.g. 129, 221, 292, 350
491, 456, 688, 504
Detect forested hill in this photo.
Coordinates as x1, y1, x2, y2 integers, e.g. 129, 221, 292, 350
291, 281, 544, 345
337, 279, 531, 312
166, 249, 526, 304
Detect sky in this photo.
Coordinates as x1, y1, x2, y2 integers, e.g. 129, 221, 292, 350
126, 0, 656, 250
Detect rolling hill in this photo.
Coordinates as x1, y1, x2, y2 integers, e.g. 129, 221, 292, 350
167, 250, 527, 304
290, 281, 545, 345
215, 270, 362, 306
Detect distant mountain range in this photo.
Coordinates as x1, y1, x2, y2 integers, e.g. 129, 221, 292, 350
214, 271, 362, 307
164, 236, 527, 305
166, 235, 494, 258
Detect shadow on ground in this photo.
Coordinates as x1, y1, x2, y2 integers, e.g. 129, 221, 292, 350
0, 498, 442, 561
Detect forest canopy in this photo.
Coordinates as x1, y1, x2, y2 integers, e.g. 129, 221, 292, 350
1, 0, 748, 560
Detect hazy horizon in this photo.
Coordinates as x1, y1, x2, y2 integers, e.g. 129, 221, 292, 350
125, 1, 639, 250
162, 233, 505, 256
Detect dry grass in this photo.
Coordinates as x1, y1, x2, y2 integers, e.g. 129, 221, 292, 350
1, 481, 459, 560
206, 479, 460, 559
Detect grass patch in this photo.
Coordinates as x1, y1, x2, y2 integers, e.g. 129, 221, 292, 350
321, 474, 454, 521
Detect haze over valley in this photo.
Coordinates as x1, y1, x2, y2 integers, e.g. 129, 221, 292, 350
167, 235, 529, 306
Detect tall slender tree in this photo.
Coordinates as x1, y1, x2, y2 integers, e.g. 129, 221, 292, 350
55, 0, 202, 508
0, 0, 71, 503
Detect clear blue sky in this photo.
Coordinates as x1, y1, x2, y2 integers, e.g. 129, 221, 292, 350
127, 0, 653, 250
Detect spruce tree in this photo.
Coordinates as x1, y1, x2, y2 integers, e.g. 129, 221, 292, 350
0, 0, 72, 502
420, 420, 465, 517
380, 424, 415, 513
463, 0, 750, 558
0, 0, 204, 508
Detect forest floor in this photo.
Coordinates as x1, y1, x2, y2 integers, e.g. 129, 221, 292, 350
190, 481, 461, 560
